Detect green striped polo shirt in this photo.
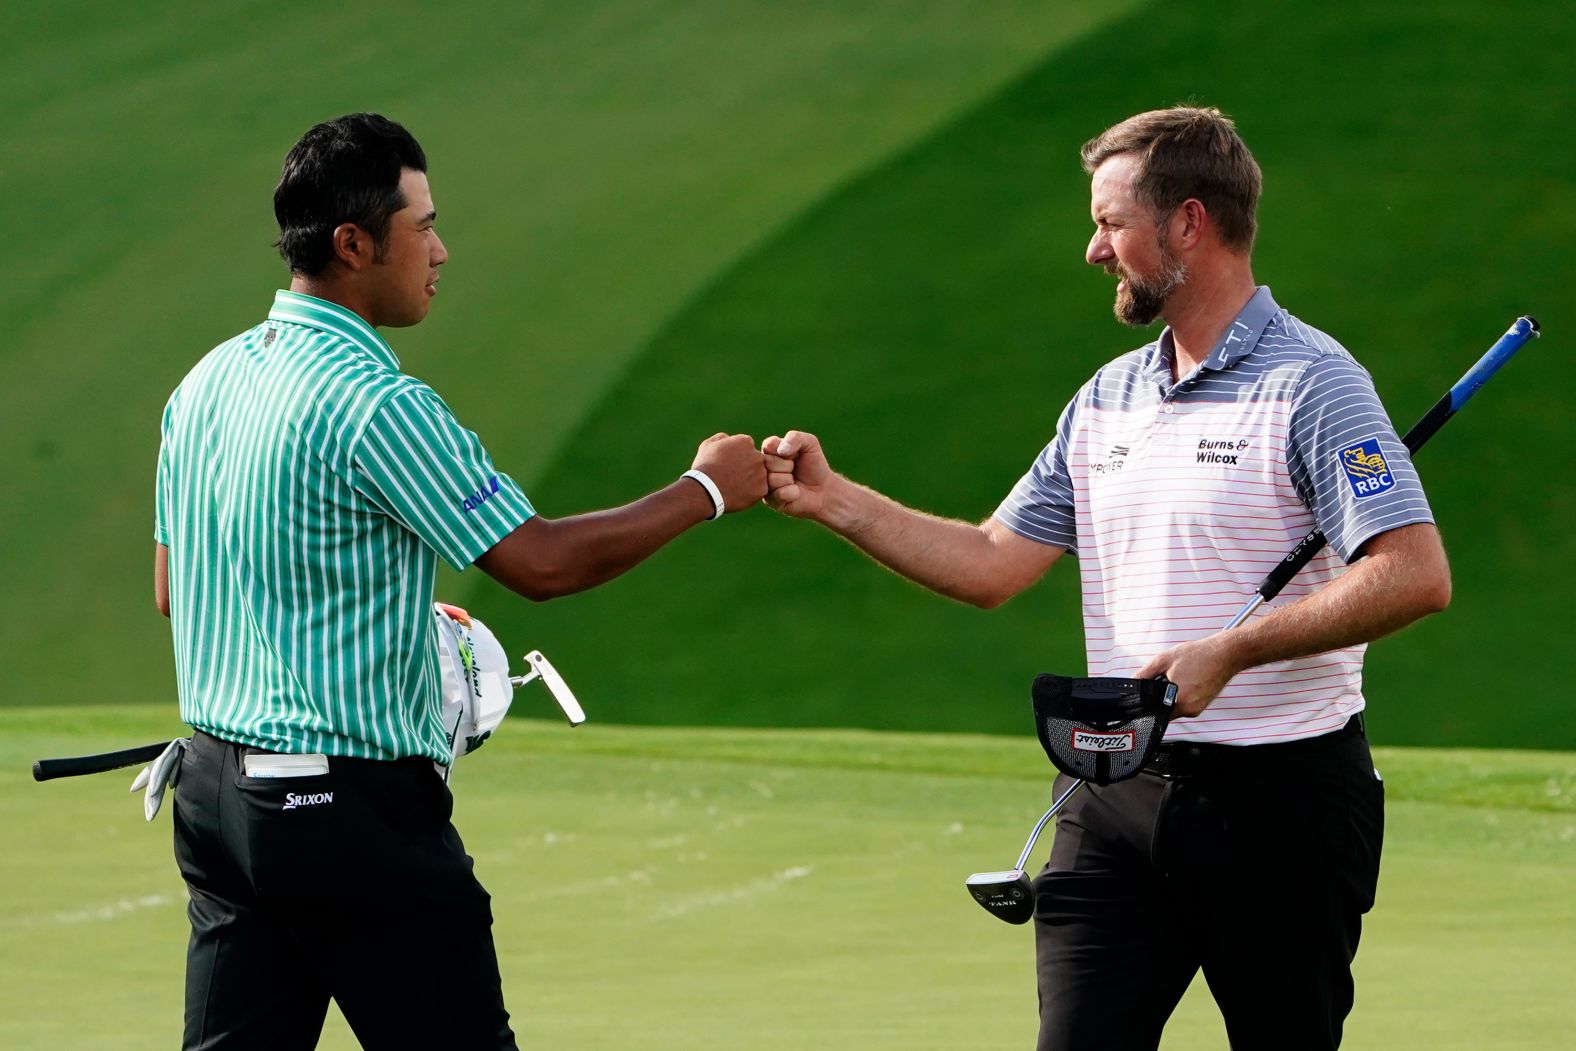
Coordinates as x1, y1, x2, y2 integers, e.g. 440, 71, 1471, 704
154, 290, 535, 762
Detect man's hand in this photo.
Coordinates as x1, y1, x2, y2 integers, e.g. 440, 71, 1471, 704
691, 433, 767, 514
1136, 632, 1245, 718
762, 430, 834, 520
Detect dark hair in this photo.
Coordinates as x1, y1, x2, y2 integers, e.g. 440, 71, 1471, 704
1081, 106, 1262, 253
273, 113, 427, 276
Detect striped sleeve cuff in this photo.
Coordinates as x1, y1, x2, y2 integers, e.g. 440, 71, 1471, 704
1287, 354, 1435, 562
992, 399, 1080, 552
351, 386, 536, 571
993, 488, 1077, 551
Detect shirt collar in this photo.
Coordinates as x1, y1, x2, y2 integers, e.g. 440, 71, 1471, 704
266, 290, 400, 369
1143, 285, 1281, 388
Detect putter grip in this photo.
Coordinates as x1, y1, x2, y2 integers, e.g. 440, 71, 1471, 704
1257, 527, 1327, 603
32, 742, 172, 782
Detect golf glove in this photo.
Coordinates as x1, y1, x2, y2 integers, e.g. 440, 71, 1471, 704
129, 737, 189, 821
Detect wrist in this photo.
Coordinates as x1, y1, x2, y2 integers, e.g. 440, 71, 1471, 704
680, 469, 725, 521
1215, 629, 1257, 677
818, 474, 866, 533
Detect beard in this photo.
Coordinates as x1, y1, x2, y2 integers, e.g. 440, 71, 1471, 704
1109, 242, 1188, 327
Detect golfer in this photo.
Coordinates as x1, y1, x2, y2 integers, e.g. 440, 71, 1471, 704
763, 106, 1449, 1049
153, 112, 766, 1050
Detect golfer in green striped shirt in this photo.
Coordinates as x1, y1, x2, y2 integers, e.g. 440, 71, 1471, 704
155, 113, 766, 1051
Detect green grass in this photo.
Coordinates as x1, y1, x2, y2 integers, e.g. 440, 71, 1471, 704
4, 706, 1575, 1048
504, 0, 1576, 745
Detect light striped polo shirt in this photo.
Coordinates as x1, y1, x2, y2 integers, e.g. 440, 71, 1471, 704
995, 287, 1433, 745
154, 290, 535, 762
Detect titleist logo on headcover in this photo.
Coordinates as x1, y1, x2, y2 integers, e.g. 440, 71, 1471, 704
1071, 729, 1135, 753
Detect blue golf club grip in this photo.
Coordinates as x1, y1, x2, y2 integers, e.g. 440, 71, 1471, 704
1255, 316, 1539, 604
1449, 316, 1540, 413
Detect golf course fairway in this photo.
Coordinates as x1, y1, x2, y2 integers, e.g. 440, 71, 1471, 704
4, 706, 1572, 1048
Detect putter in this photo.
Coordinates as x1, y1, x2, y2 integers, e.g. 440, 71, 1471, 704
968, 315, 1540, 923
965, 778, 1086, 924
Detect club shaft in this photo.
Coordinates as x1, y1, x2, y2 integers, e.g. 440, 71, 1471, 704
1223, 593, 1266, 631
33, 742, 173, 782
1013, 778, 1086, 872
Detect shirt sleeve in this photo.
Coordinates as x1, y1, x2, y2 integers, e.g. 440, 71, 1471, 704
991, 396, 1079, 553
154, 399, 173, 546
1286, 353, 1434, 562
350, 384, 536, 571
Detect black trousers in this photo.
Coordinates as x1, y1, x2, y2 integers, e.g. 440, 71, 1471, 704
1033, 723, 1384, 1051
172, 731, 517, 1051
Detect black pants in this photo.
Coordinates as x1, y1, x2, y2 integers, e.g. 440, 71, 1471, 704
1033, 724, 1384, 1051
172, 731, 517, 1050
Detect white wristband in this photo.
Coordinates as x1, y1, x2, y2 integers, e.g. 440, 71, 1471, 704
681, 469, 725, 521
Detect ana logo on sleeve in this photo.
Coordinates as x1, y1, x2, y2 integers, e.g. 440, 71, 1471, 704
461, 475, 502, 512
1337, 438, 1396, 499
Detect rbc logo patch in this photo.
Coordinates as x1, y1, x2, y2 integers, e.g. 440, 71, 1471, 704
1338, 438, 1395, 499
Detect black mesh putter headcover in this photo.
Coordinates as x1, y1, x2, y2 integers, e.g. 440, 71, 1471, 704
1031, 675, 1178, 785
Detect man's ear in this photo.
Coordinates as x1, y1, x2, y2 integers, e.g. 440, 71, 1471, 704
330, 223, 373, 270
1172, 198, 1208, 251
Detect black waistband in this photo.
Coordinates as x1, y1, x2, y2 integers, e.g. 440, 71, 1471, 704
193, 729, 286, 757
1146, 713, 1365, 778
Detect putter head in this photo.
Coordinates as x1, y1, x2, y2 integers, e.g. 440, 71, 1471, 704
511, 650, 587, 726
965, 869, 1035, 924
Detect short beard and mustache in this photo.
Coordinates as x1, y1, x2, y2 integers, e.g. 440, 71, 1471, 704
1107, 236, 1188, 327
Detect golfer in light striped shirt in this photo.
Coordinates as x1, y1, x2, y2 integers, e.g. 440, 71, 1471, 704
762, 107, 1450, 1049
155, 113, 766, 1051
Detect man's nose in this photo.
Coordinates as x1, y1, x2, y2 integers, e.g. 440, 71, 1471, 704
1086, 231, 1112, 267
432, 233, 449, 267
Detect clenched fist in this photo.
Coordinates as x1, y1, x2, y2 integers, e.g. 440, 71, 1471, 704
761, 430, 834, 520
691, 433, 768, 514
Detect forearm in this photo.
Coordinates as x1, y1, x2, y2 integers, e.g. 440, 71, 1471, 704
815, 476, 1023, 608
764, 430, 1058, 606
1223, 527, 1451, 672
479, 479, 714, 600
155, 543, 170, 617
